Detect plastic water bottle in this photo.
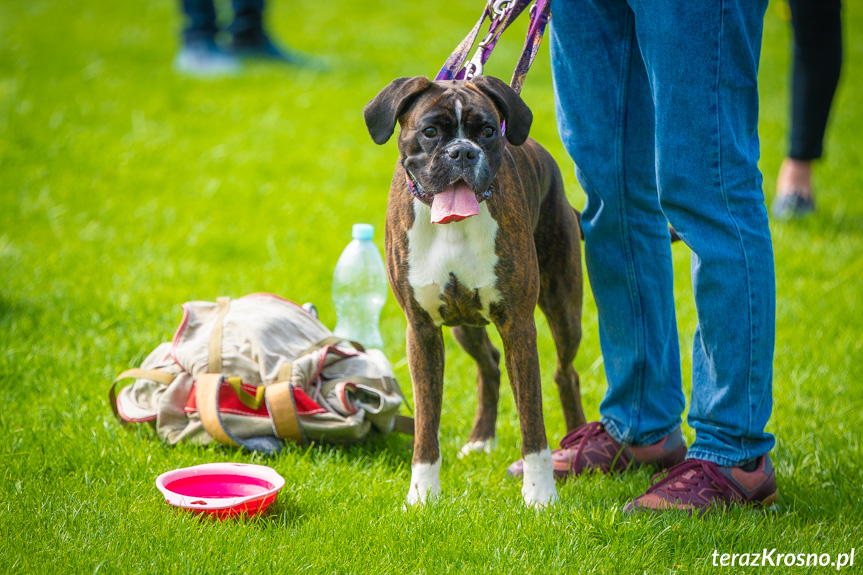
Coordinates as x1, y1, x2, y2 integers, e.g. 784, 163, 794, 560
332, 223, 388, 350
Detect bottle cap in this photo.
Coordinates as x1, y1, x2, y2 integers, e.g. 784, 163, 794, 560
352, 223, 374, 240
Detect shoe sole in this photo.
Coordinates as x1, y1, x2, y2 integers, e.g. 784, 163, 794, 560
759, 491, 780, 509
623, 489, 780, 516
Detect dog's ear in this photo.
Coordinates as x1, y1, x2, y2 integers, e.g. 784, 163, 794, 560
364, 77, 434, 145
471, 76, 533, 146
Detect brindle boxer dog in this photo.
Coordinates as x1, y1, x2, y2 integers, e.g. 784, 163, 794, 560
364, 76, 585, 507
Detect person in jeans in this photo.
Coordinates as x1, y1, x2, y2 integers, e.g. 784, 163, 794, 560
772, 0, 843, 219
510, 0, 779, 513
174, 0, 302, 76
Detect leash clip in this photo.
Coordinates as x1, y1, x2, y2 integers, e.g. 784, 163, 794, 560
491, 0, 513, 15
464, 23, 499, 80
468, 0, 517, 79
464, 48, 484, 79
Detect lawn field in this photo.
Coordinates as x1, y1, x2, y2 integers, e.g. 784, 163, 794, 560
1, 1, 861, 573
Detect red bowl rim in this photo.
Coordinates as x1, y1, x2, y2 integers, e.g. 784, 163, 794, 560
155, 463, 285, 511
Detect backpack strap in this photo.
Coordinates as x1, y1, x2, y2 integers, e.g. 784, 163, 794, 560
195, 373, 305, 449
195, 374, 239, 447
277, 361, 293, 382
265, 381, 305, 443
207, 296, 231, 373
296, 336, 366, 359
109, 368, 177, 423
394, 414, 415, 436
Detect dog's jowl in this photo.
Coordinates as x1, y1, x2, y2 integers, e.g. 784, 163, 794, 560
364, 76, 585, 507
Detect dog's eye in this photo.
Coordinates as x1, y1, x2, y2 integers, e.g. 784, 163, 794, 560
481, 126, 495, 138
422, 127, 438, 138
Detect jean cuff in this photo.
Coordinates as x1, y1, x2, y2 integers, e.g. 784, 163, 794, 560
685, 448, 766, 468
600, 417, 680, 447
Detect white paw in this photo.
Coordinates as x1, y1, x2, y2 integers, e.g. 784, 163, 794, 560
405, 460, 441, 506
521, 448, 558, 508
457, 438, 496, 459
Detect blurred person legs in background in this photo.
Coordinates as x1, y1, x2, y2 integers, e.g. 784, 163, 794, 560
174, 0, 302, 77
772, 0, 843, 219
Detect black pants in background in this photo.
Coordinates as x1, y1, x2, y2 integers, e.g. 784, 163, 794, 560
788, 0, 843, 161
181, 0, 265, 45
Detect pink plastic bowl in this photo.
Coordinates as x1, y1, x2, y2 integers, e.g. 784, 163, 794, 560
156, 463, 285, 518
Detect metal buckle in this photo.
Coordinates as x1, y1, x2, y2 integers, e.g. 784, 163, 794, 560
465, 22, 499, 80
470, 0, 521, 79
529, 2, 551, 22
463, 54, 483, 79
492, 0, 512, 15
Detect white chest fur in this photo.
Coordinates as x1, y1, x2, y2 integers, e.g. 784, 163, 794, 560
406, 199, 501, 326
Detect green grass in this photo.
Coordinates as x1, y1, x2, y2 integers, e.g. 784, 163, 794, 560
1, 0, 861, 573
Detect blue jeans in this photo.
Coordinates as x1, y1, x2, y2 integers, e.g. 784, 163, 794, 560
550, 0, 775, 466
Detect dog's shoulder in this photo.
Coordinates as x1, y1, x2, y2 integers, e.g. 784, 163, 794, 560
504, 138, 560, 181
490, 138, 562, 228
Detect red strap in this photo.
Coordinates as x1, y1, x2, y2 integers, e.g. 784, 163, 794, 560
185, 381, 327, 416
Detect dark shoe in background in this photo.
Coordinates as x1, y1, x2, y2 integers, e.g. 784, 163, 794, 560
229, 31, 325, 69
772, 189, 816, 219
173, 40, 240, 77
230, 32, 296, 61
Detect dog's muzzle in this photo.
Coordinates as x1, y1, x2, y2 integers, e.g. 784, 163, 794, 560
405, 168, 494, 224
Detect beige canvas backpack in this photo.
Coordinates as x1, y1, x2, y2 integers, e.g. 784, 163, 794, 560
110, 293, 412, 454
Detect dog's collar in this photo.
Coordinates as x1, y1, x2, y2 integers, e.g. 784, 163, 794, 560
403, 166, 494, 207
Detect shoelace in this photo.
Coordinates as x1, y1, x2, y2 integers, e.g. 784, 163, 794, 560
646, 459, 745, 502
559, 421, 606, 450
557, 422, 629, 473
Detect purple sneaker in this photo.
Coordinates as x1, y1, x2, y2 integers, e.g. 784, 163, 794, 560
507, 422, 687, 480
623, 454, 779, 514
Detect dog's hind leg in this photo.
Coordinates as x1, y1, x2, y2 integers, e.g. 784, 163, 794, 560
538, 287, 586, 432
451, 325, 501, 457
536, 202, 587, 432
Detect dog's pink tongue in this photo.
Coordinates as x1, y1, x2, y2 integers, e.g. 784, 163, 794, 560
430, 182, 480, 224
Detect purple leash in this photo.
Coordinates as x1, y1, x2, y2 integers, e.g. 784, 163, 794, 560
434, 0, 551, 96
509, 0, 552, 94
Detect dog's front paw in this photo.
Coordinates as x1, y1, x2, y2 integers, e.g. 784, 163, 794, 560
457, 438, 496, 459
521, 448, 559, 508
405, 460, 441, 506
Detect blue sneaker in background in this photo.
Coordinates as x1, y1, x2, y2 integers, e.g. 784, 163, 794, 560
173, 41, 240, 78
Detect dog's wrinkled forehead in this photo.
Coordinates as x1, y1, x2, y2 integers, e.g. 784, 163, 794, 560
404, 83, 501, 132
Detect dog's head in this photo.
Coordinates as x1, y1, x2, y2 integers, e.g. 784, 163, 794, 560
363, 76, 532, 223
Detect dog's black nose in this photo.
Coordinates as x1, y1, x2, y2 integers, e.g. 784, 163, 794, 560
446, 144, 478, 166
